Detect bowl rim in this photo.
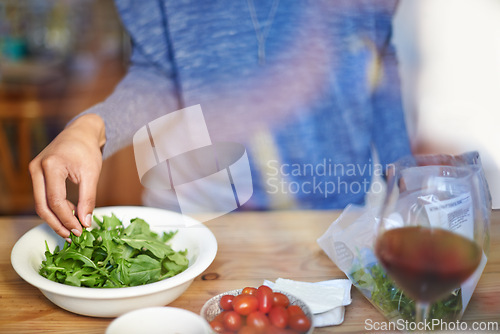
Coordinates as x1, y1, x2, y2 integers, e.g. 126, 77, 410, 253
106, 306, 212, 334
11, 206, 218, 299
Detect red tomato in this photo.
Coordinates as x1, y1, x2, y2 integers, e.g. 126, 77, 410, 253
209, 319, 225, 333
220, 294, 234, 311
214, 311, 228, 322
246, 311, 270, 332
268, 306, 289, 329
256, 285, 274, 313
286, 305, 305, 317
223, 311, 243, 331
232, 294, 259, 316
288, 314, 311, 333
242, 287, 258, 295
272, 293, 290, 308
214, 311, 228, 323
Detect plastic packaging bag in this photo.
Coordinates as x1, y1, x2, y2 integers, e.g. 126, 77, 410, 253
317, 151, 491, 323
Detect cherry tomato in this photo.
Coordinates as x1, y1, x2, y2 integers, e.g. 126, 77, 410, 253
232, 294, 259, 316
256, 285, 274, 313
209, 319, 225, 333
242, 287, 257, 295
272, 292, 290, 308
223, 311, 243, 331
220, 294, 234, 311
286, 305, 305, 317
269, 306, 289, 329
289, 314, 311, 333
210, 288, 311, 334
246, 311, 270, 332
214, 311, 228, 323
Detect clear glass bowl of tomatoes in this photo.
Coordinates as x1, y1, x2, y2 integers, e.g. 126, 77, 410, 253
200, 285, 314, 334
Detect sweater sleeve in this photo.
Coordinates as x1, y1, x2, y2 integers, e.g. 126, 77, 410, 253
77, 56, 179, 159
72, 0, 181, 159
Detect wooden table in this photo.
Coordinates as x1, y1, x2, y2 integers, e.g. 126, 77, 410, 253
1, 210, 499, 333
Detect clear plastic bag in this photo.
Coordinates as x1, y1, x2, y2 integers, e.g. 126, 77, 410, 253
317, 151, 491, 323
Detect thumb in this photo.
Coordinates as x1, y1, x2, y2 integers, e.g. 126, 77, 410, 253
76, 173, 99, 228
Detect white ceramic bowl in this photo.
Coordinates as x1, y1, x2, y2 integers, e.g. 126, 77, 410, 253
106, 307, 212, 334
11, 206, 217, 317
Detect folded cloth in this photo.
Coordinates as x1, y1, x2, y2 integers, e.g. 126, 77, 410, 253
264, 278, 352, 327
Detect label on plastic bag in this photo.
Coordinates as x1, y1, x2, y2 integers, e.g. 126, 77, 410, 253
333, 242, 354, 270
424, 192, 474, 239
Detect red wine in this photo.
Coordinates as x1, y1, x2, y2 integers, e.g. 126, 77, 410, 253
375, 226, 482, 302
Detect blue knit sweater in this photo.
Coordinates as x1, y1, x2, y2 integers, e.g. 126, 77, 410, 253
82, 0, 411, 210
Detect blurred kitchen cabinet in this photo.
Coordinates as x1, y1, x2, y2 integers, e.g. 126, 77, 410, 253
0, 66, 68, 214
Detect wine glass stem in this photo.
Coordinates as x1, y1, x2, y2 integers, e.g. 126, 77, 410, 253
415, 301, 430, 324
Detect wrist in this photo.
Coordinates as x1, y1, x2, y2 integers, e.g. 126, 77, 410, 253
67, 114, 106, 148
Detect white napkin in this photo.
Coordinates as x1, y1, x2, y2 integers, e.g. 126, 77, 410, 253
264, 278, 352, 327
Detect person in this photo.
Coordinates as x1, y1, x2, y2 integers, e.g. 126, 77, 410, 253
29, 0, 412, 241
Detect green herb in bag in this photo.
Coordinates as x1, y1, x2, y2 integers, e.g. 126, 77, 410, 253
350, 263, 462, 324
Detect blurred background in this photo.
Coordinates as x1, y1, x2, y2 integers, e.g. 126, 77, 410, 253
1, 0, 499, 215
0, 0, 141, 215
393, 0, 500, 208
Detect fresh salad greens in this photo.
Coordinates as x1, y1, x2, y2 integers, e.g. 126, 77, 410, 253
39, 214, 189, 288
350, 263, 462, 324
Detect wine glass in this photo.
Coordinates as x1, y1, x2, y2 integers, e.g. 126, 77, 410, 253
375, 154, 490, 324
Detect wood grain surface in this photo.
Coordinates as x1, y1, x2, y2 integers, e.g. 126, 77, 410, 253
1, 210, 499, 333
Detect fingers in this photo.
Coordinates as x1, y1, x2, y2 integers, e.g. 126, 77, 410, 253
42, 157, 83, 237
29, 158, 73, 239
28, 114, 105, 239
76, 171, 99, 229
30, 155, 100, 239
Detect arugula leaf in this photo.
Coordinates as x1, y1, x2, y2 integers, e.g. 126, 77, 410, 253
101, 214, 123, 231
161, 230, 178, 243
161, 251, 189, 279
121, 219, 176, 259
39, 214, 189, 288
127, 254, 162, 286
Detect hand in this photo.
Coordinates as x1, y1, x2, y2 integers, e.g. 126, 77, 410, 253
29, 114, 106, 240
